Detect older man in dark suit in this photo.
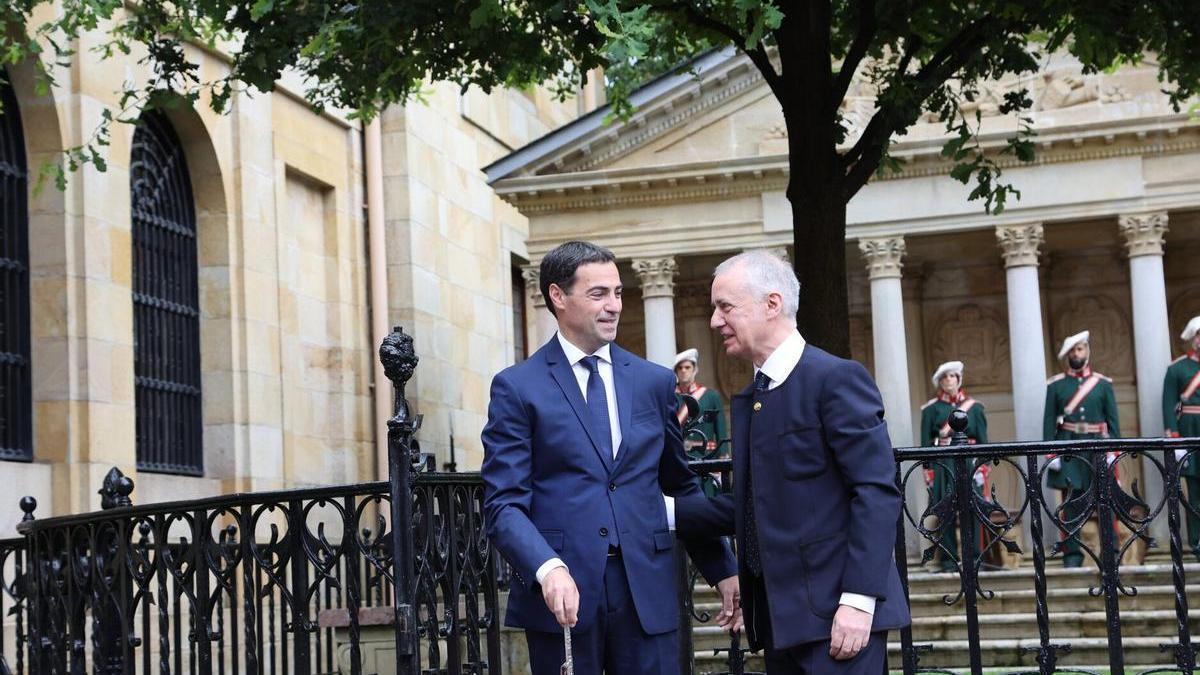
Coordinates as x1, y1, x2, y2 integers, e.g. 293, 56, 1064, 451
676, 249, 910, 674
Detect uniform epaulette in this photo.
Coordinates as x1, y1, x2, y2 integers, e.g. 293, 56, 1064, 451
1096, 372, 1113, 382
1172, 354, 1188, 365
920, 398, 938, 410
1047, 373, 1066, 384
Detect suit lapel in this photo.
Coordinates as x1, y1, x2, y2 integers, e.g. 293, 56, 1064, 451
610, 345, 635, 475
545, 338, 613, 472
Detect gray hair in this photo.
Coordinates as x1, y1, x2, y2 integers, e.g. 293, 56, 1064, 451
714, 249, 800, 322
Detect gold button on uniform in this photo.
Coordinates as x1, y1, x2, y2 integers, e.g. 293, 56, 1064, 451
753, 402, 762, 412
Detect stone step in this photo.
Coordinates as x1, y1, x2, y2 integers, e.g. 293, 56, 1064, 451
691, 609, 1200, 651
692, 638, 1185, 671
902, 561, 1200, 596
906, 583, 1200, 617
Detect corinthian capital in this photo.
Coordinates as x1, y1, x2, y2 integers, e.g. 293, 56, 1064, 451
995, 224, 1044, 268
858, 237, 906, 280
1118, 212, 1168, 257
633, 257, 678, 299
521, 264, 545, 308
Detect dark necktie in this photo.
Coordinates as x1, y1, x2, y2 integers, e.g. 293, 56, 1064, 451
583, 356, 614, 460
744, 371, 770, 576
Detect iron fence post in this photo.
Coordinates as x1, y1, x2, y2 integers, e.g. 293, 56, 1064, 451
1162, 447, 1196, 673
380, 327, 422, 675
948, 411, 983, 675
95, 468, 134, 675
1096, 450, 1125, 675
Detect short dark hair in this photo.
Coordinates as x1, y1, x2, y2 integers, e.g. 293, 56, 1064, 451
539, 241, 617, 316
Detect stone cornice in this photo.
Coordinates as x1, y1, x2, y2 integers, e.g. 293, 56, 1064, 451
495, 113, 1200, 215
1118, 212, 1169, 257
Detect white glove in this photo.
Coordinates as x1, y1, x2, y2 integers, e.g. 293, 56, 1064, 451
1106, 452, 1119, 466
974, 471, 986, 487
1177, 449, 1189, 462
1048, 457, 1062, 471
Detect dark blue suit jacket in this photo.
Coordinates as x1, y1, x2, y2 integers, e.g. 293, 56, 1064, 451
677, 345, 911, 649
482, 337, 736, 635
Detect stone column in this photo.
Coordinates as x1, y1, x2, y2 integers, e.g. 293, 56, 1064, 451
521, 265, 556, 347
997, 224, 1048, 442
1119, 212, 1171, 544
633, 257, 679, 368
1119, 212, 1172, 437
858, 237, 914, 447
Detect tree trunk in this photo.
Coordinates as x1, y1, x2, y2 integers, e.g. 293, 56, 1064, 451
788, 170, 851, 359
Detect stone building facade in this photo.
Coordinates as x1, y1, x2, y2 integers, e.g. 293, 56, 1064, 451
0, 13, 593, 536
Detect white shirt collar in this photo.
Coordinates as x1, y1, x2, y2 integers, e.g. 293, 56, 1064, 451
755, 330, 806, 388
556, 332, 612, 366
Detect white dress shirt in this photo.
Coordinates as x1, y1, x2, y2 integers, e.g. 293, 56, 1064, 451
535, 333, 677, 584
753, 329, 877, 617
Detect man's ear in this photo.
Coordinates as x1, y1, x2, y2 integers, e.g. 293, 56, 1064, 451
764, 291, 784, 320
548, 283, 567, 313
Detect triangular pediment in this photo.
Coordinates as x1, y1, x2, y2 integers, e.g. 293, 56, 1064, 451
484, 47, 773, 181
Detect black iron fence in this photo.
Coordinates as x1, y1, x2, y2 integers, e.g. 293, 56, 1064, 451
1, 334, 1198, 675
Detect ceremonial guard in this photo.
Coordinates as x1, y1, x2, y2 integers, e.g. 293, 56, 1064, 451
919, 361, 989, 571
674, 348, 728, 454
1163, 315, 1200, 556
1043, 330, 1121, 567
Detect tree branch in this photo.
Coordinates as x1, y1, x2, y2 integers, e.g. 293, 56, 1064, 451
831, 0, 877, 107
677, 6, 783, 97
840, 13, 1006, 198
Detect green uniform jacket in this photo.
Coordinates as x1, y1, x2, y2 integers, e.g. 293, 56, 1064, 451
920, 393, 987, 504
1043, 368, 1120, 490
1162, 351, 1200, 477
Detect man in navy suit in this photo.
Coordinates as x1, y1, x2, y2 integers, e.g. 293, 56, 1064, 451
482, 241, 739, 675
676, 250, 910, 674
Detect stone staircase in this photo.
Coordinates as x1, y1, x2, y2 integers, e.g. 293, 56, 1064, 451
689, 561, 1200, 673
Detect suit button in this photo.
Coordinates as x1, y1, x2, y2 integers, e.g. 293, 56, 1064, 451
609, 483, 617, 492
599, 527, 609, 537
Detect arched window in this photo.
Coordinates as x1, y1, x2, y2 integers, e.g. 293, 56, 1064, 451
0, 73, 32, 462
131, 110, 202, 475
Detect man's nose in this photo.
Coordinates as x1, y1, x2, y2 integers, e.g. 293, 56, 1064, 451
710, 310, 723, 329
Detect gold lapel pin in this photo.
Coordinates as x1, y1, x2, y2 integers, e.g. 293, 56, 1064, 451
753, 402, 762, 412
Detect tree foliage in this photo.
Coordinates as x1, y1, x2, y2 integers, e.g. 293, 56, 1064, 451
3, 0, 1200, 350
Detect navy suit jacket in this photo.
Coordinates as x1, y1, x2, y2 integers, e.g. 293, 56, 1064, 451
677, 345, 911, 649
482, 337, 736, 635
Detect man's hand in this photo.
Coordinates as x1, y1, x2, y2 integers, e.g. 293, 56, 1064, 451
541, 567, 579, 627
715, 575, 742, 633
829, 604, 872, 660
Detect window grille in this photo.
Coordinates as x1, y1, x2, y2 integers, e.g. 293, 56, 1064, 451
131, 110, 203, 475
0, 73, 32, 462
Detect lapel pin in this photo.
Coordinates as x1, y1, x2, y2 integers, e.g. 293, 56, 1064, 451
753, 402, 762, 412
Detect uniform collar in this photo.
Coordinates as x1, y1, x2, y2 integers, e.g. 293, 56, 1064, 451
676, 381, 705, 395
937, 389, 968, 405
754, 330, 806, 388
556, 332, 612, 366
1065, 364, 1093, 379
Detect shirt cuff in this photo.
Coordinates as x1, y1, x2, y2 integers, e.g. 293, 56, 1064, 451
535, 558, 567, 585
839, 592, 876, 616
664, 495, 676, 531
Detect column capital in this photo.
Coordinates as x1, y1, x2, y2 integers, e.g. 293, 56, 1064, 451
858, 237, 906, 280
632, 257, 677, 299
995, 223, 1044, 268
1118, 212, 1169, 257
521, 264, 546, 308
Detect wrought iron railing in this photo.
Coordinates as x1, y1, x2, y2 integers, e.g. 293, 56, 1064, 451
677, 406, 1200, 675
